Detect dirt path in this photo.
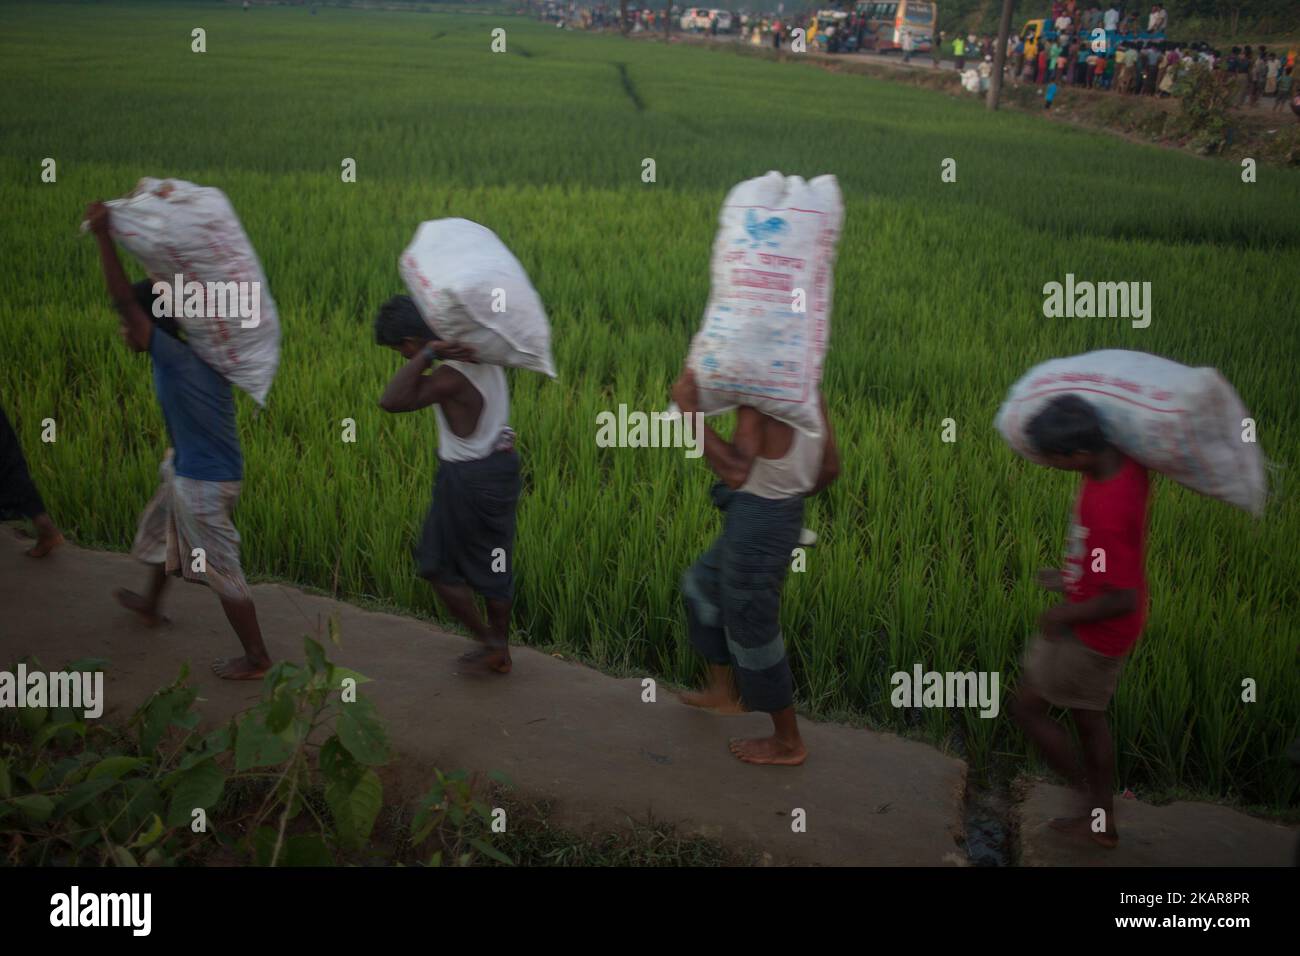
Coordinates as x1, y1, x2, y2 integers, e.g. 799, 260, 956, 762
666, 33, 1300, 162
3, 528, 1293, 865
1018, 783, 1297, 866
685, 31, 1295, 116
0, 529, 967, 866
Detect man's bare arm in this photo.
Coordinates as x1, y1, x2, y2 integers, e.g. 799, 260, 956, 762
697, 408, 764, 489
1057, 589, 1139, 623
1039, 588, 1139, 635
809, 394, 840, 496
86, 202, 152, 353
378, 348, 465, 413
672, 368, 762, 489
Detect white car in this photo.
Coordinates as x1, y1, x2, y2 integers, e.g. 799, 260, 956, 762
680, 7, 711, 30
681, 8, 731, 31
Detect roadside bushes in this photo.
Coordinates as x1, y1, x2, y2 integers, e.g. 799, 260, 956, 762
0, 626, 508, 866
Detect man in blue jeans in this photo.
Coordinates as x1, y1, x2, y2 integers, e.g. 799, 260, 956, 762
671, 368, 839, 766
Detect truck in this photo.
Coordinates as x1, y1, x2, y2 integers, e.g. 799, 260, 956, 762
1019, 17, 1167, 60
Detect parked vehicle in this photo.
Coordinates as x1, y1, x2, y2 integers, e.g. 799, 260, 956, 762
680, 7, 711, 31
680, 7, 731, 32
1020, 17, 1166, 60
854, 0, 936, 53
814, 10, 855, 53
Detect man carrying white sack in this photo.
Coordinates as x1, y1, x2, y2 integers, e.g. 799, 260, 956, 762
671, 372, 840, 766
995, 350, 1266, 846
668, 170, 843, 764
86, 202, 272, 681
375, 296, 521, 675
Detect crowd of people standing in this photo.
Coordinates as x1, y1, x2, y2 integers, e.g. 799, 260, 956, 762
536, 2, 1299, 114
943, 3, 1296, 112
1009, 39, 1293, 110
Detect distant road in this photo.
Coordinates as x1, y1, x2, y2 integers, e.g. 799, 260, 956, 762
670, 30, 1294, 116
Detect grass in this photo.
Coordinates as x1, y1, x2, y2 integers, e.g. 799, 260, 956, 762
380, 791, 754, 866
1, 1, 1297, 807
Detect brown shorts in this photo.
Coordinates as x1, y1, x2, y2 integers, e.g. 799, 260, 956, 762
1022, 630, 1125, 712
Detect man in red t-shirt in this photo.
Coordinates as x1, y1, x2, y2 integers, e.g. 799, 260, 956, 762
1011, 394, 1151, 849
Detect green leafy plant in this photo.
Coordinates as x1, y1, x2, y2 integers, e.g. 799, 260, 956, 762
233, 620, 390, 865
410, 769, 513, 866
1, 627, 511, 866
1177, 63, 1238, 151
1, 658, 221, 866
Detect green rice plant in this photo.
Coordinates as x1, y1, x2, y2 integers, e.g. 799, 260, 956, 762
1, 2, 1296, 806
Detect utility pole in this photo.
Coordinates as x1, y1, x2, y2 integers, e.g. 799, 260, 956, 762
987, 0, 1017, 110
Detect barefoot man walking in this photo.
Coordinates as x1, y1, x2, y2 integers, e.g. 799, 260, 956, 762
671, 369, 839, 766
375, 295, 521, 674
87, 202, 272, 680
1009, 395, 1150, 849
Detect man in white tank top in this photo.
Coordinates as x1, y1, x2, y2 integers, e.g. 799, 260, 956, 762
375, 296, 521, 675
671, 368, 841, 767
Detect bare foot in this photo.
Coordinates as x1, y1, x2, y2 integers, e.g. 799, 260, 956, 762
728, 735, 808, 766
114, 588, 168, 627
26, 530, 64, 559
1049, 815, 1119, 848
458, 644, 512, 674
680, 687, 748, 714
211, 656, 271, 680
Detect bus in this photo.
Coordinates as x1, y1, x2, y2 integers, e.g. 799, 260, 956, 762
854, 0, 937, 53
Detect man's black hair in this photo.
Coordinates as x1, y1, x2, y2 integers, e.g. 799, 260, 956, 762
132, 280, 182, 339
374, 294, 435, 347
1025, 394, 1109, 457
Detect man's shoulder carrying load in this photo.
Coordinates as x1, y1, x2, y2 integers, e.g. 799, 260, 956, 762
996, 349, 1267, 516
89, 177, 281, 407
400, 218, 556, 379
687, 171, 843, 438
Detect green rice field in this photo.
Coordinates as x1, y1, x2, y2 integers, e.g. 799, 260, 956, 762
2, 1, 1297, 806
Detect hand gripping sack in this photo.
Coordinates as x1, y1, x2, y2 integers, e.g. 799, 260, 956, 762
399, 219, 556, 378
995, 350, 1267, 516
686, 171, 843, 437
96, 178, 281, 406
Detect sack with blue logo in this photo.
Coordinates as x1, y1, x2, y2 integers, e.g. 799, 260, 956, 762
687, 171, 843, 438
